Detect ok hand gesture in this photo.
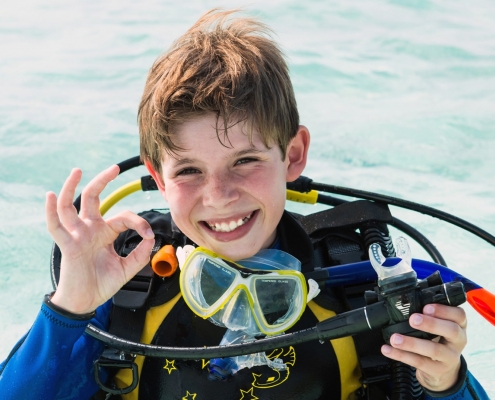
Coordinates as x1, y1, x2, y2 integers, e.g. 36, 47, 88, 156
47, 165, 155, 315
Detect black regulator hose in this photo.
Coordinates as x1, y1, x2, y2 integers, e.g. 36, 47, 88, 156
296, 177, 495, 249
86, 302, 391, 358
72, 157, 494, 253
86, 323, 320, 359
69, 157, 486, 265
317, 193, 447, 266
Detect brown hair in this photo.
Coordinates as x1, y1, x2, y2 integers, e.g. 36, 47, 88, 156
138, 9, 299, 172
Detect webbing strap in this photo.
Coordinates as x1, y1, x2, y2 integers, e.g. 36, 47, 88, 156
307, 301, 362, 400
116, 292, 183, 400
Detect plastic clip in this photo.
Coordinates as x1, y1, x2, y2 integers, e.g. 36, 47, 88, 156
94, 349, 138, 395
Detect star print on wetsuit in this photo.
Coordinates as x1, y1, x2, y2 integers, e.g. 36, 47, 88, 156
239, 387, 259, 400
182, 391, 197, 400
163, 359, 177, 374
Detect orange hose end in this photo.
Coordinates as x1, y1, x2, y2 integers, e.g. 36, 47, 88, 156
151, 245, 179, 277
467, 288, 495, 326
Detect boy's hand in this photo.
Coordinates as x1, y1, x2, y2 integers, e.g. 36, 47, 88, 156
47, 166, 155, 315
381, 303, 467, 392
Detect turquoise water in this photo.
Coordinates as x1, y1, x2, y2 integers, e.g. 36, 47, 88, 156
1, 0, 494, 395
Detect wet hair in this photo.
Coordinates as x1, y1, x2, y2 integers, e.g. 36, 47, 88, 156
138, 8, 299, 172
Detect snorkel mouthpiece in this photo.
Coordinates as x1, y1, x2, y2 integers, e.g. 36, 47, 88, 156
316, 237, 467, 345
370, 238, 417, 295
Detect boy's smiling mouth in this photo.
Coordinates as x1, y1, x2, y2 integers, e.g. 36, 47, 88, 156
204, 211, 255, 233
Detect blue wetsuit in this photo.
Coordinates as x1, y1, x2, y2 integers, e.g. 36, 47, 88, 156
0, 300, 111, 400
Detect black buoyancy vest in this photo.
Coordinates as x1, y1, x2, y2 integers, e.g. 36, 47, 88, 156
135, 211, 346, 400
104, 201, 397, 400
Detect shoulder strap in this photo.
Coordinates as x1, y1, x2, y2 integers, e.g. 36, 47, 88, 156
95, 210, 186, 397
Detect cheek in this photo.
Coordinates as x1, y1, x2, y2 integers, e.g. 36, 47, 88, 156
163, 183, 181, 208
251, 174, 287, 203
164, 182, 197, 218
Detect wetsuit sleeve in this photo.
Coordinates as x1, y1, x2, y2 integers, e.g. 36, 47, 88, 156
423, 356, 490, 399
0, 299, 112, 400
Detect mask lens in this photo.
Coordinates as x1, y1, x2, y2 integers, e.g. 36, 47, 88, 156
199, 257, 237, 306
255, 277, 297, 325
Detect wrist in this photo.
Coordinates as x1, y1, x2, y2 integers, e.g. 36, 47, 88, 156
44, 291, 96, 320
422, 355, 468, 398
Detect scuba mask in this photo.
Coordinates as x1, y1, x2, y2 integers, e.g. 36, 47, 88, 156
179, 247, 308, 336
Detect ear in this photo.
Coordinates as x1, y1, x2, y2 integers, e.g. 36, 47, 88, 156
285, 125, 310, 182
145, 160, 166, 195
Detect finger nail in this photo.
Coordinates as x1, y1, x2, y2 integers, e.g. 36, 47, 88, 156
146, 229, 154, 238
411, 314, 423, 326
392, 334, 404, 345
382, 345, 392, 354
424, 304, 435, 315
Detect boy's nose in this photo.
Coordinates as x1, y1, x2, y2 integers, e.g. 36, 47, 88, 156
202, 173, 240, 208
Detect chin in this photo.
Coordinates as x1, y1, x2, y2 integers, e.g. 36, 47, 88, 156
208, 240, 265, 261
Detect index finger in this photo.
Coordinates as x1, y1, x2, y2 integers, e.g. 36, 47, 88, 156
106, 210, 155, 239
79, 165, 120, 219
57, 168, 83, 229
408, 306, 467, 351
423, 304, 468, 330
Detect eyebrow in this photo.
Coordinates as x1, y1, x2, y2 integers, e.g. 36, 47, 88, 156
234, 148, 265, 157
171, 148, 265, 168
172, 157, 195, 167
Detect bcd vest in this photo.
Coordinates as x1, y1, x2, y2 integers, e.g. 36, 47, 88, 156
95, 201, 398, 400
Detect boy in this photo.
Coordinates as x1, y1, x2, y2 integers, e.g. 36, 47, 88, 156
0, 9, 488, 400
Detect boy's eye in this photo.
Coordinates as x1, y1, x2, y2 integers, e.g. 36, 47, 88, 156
235, 157, 258, 166
177, 167, 200, 176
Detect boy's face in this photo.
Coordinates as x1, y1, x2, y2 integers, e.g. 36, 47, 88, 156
149, 113, 309, 261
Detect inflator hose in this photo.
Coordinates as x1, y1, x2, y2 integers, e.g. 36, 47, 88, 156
85, 323, 320, 359
391, 361, 423, 400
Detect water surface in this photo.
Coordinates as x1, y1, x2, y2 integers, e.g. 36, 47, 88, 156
1, 0, 494, 395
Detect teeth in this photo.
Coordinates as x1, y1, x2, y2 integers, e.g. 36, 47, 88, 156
207, 213, 253, 233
